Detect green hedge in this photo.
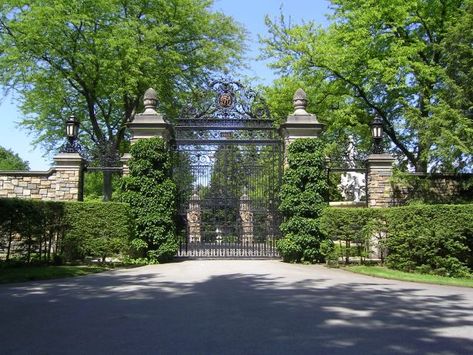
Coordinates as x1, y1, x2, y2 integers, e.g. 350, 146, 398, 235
0, 198, 133, 263
62, 202, 133, 262
320, 208, 378, 264
320, 205, 473, 277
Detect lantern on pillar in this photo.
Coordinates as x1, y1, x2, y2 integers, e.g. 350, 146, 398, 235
370, 116, 384, 154
62, 115, 80, 153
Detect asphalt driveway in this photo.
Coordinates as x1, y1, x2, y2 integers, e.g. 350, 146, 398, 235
0, 260, 472, 355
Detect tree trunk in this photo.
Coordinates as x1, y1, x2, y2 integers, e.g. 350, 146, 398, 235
6, 221, 13, 262
103, 171, 113, 201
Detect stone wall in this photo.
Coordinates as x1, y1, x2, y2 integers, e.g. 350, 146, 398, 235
0, 168, 83, 201
0, 152, 85, 202
0, 170, 56, 200
392, 173, 473, 205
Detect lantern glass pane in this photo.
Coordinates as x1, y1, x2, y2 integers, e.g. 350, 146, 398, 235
372, 126, 382, 139
66, 123, 74, 137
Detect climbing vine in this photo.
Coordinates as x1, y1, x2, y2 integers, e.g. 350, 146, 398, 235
119, 137, 177, 263
278, 138, 329, 263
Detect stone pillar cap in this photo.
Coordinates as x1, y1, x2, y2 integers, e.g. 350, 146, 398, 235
130, 87, 167, 125
293, 88, 309, 115
143, 87, 158, 114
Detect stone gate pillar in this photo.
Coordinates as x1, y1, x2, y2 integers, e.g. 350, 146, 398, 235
367, 154, 394, 208
121, 88, 174, 175
53, 152, 86, 201
279, 89, 325, 164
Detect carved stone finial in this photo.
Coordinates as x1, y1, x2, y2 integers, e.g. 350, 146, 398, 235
293, 88, 308, 115
143, 88, 158, 113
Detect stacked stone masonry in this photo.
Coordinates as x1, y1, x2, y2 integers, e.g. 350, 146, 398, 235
367, 171, 393, 207
367, 154, 395, 208
0, 169, 82, 201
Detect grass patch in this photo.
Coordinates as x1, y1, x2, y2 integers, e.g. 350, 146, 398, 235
343, 265, 473, 288
0, 264, 114, 284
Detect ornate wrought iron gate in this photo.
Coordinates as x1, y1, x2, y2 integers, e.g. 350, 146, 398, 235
173, 79, 282, 258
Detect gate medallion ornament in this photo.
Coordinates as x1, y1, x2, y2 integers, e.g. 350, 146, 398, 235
218, 92, 233, 108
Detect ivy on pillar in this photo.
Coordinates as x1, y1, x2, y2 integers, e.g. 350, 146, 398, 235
122, 88, 174, 175
279, 88, 325, 164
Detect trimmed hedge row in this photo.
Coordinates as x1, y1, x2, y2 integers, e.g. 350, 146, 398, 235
320, 205, 473, 277
0, 198, 133, 263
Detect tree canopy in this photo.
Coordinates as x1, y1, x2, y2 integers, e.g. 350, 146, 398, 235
0, 0, 245, 164
0, 146, 29, 170
262, 0, 473, 172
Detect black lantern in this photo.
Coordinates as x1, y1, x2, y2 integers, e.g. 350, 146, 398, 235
61, 115, 80, 153
370, 116, 384, 154
66, 115, 79, 140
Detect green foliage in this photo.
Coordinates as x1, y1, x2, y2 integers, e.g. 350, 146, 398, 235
119, 138, 177, 262
384, 205, 473, 277
0, 265, 113, 284
63, 202, 133, 262
83, 171, 122, 202
0, 198, 132, 263
278, 139, 328, 263
320, 205, 473, 277
391, 170, 473, 205
0, 146, 29, 171
0, 0, 245, 162
320, 208, 382, 264
262, 0, 473, 172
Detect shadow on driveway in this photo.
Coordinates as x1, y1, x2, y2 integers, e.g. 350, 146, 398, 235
0, 262, 472, 354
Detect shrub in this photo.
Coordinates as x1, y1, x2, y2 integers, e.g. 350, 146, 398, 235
320, 208, 383, 264
278, 139, 328, 263
63, 202, 133, 261
118, 137, 178, 262
384, 205, 473, 277
320, 204, 473, 276
0, 198, 132, 263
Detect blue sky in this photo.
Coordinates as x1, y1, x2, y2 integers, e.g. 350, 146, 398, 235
0, 0, 330, 170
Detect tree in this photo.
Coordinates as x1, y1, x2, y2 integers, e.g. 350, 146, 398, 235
203, 144, 245, 239
0, 146, 29, 170
0, 0, 245, 165
262, 0, 473, 172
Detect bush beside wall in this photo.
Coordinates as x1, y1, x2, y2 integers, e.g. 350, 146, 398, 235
383, 205, 473, 277
320, 205, 473, 277
0, 198, 132, 263
63, 202, 133, 262
320, 208, 379, 264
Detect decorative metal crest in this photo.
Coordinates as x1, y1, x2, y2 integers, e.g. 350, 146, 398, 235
180, 78, 271, 120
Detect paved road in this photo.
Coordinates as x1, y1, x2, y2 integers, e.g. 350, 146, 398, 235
1, 260, 472, 355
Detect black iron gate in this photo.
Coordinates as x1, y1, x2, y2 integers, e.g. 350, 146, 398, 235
173, 79, 282, 258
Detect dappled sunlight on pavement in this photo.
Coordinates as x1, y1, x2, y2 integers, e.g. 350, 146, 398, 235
1, 260, 472, 354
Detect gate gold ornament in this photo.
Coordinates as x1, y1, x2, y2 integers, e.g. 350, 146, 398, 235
218, 92, 233, 108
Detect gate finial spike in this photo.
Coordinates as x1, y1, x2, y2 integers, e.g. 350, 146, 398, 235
293, 88, 309, 115
143, 88, 158, 113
